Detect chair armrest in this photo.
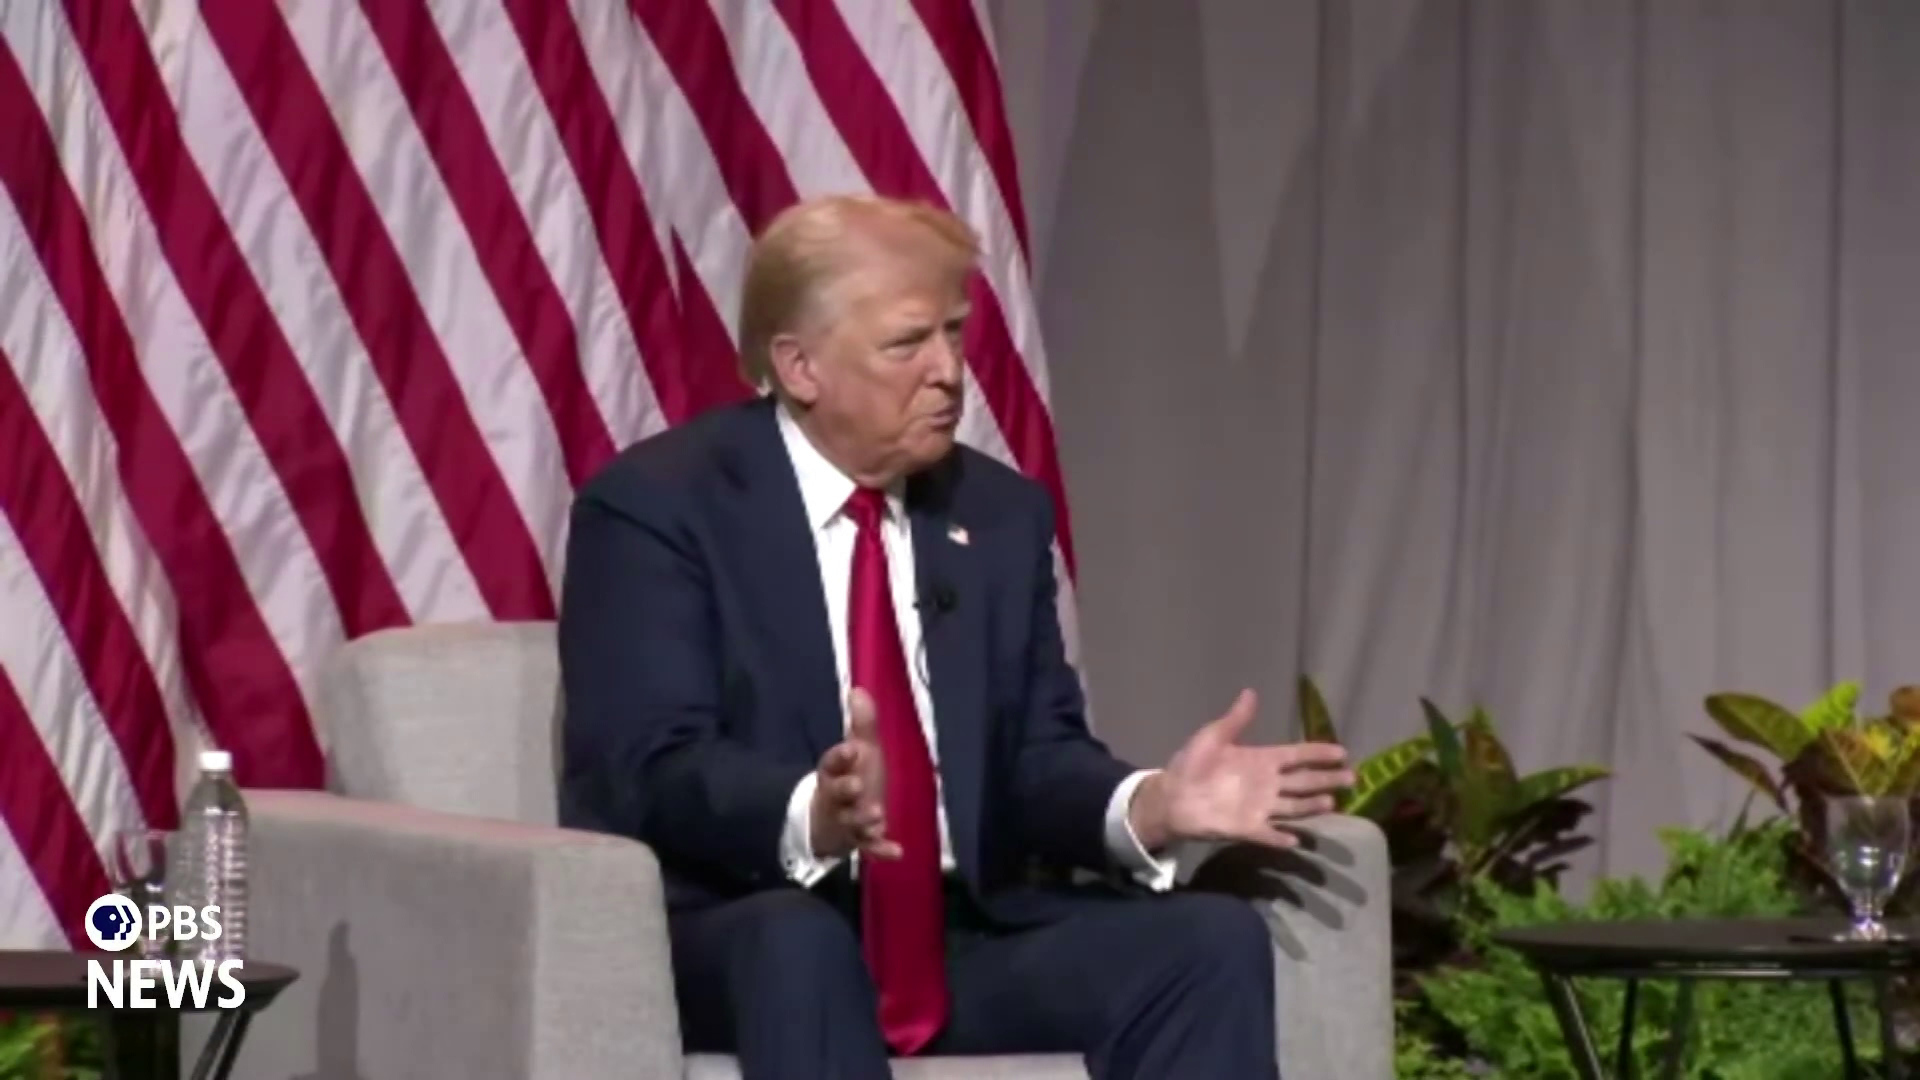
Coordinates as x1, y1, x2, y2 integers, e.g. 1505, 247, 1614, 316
1180, 814, 1394, 1080
228, 790, 683, 1080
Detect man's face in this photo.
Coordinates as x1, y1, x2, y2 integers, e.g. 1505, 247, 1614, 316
782, 229, 969, 481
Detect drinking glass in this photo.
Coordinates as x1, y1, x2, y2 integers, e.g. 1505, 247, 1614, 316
110, 827, 171, 956
1823, 795, 1911, 941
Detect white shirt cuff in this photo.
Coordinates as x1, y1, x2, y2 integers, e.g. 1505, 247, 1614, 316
1104, 769, 1178, 892
780, 771, 842, 887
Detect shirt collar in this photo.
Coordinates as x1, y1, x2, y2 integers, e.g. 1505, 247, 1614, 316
775, 403, 906, 532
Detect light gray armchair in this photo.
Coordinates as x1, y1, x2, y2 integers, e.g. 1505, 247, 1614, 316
228, 622, 1393, 1079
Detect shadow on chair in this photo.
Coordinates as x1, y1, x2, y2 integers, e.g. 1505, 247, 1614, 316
1187, 832, 1370, 960
291, 923, 369, 1080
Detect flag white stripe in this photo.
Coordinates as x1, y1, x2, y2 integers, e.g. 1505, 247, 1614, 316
4, 8, 337, 716
612, 13, 759, 340
713, 0, 869, 199
0, 823, 61, 949
277, 0, 574, 581
425, 0, 663, 451
560, 0, 685, 324
136, 0, 490, 627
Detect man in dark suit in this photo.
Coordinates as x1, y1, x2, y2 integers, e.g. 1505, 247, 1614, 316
558, 194, 1353, 1079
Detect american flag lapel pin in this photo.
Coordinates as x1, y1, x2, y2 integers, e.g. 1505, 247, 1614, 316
947, 523, 969, 546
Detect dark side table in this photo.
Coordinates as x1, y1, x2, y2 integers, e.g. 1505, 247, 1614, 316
1497, 917, 1920, 1080
0, 950, 297, 1080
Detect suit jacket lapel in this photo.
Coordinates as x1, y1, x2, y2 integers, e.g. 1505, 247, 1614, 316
908, 461, 987, 883
719, 399, 844, 758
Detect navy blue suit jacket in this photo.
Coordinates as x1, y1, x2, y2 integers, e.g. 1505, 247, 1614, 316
557, 396, 1141, 921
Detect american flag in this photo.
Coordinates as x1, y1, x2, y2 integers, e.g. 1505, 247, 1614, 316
0, 0, 1079, 950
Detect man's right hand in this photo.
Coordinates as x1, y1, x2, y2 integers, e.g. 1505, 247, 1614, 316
809, 687, 900, 861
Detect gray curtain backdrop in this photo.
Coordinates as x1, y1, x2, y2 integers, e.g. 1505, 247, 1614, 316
985, 0, 1920, 880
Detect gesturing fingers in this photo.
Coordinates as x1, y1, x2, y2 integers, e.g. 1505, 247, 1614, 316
844, 794, 898, 860
1267, 793, 1337, 823
1267, 756, 1347, 823
824, 739, 900, 860
1278, 741, 1350, 771
848, 809, 895, 849
1270, 742, 1353, 804
825, 771, 867, 804
819, 741, 859, 778
1250, 823, 1302, 850
1276, 765, 1354, 797
847, 687, 880, 746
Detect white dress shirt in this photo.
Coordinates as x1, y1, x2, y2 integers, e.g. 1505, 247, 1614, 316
773, 405, 1176, 891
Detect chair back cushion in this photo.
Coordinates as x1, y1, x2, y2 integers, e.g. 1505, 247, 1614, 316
319, 621, 561, 825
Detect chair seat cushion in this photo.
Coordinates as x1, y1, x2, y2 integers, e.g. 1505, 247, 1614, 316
685, 1052, 1088, 1079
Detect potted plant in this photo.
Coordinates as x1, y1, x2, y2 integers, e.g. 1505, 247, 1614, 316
1692, 681, 1920, 1051
1692, 682, 1920, 904
1294, 678, 1610, 980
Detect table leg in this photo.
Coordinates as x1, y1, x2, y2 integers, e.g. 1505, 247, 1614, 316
1616, 979, 1638, 1077
97, 1011, 254, 1080
1830, 980, 1862, 1079
1878, 977, 1903, 1080
1659, 981, 1693, 1080
1539, 972, 1608, 1080
187, 1011, 254, 1080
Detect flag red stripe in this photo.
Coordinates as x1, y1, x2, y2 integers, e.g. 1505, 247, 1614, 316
771, 0, 1077, 573
201, 3, 556, 621
59, 0, 414, 641
0, 344, 177, 830
626, 0, 800, 230
502, 0, 694, 425
0, 670, 111, 948
908, 0, 1032, 260
0, 39, 323, 788
361, 0, 617, 484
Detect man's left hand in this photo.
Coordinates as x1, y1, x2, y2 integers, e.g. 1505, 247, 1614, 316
1128, 690, 1355, 853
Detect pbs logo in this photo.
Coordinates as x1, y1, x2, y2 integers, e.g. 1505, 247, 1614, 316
84, 894, 143, 952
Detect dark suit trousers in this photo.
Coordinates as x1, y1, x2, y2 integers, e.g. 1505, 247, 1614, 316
667, 881, 1280, 1080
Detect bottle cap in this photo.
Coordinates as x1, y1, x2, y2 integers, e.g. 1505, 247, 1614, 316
200, 749, 233, 772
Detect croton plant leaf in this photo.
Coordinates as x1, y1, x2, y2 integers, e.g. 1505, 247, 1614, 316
1704, 692, 1816, 762
1421, 698, 1465, 780
1509, 765, 1611, 811
1813, 727, 1893, 796
1341, 733, 1437, 818
1889, 737, 1920, 797
1892, 685, 1920, 726
1799, 680, 1860, 733
1458, 710, 1516, 848
1297, 675, 1338, 744
1461, 709, 1515, 786
1688, 734, 1789, 813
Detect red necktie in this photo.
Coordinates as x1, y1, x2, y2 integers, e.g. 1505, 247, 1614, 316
844, 488, 948, 1054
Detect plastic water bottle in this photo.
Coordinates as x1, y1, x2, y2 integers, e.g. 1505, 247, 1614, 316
173, 749, 249, 961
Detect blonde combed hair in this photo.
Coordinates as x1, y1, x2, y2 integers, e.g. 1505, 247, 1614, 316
736, 194, 980, 391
